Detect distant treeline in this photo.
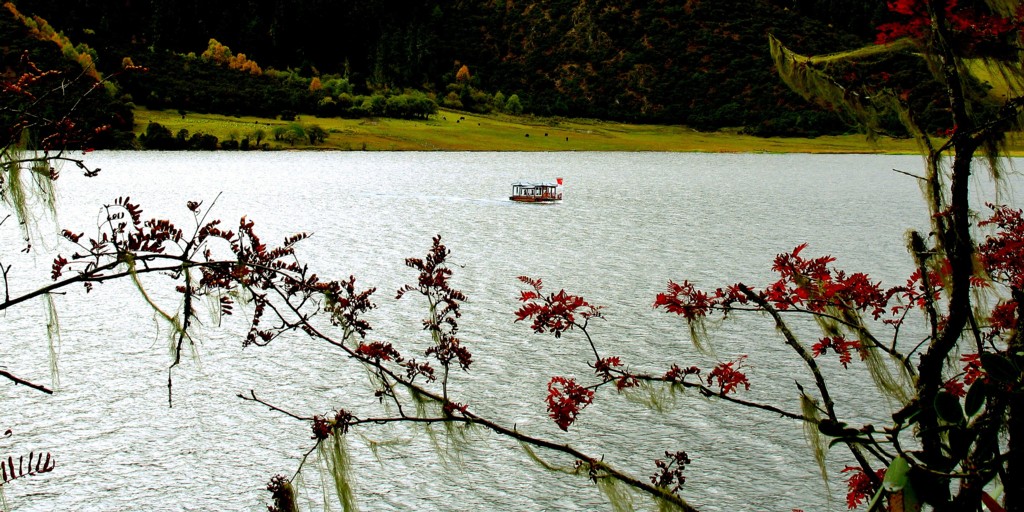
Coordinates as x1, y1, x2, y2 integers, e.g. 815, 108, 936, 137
7, 0, 949, 137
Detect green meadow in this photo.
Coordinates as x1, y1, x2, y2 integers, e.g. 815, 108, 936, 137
134, 107, 1022, 154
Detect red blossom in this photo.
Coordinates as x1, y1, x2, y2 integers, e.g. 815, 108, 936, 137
875, 0, 1024, 52
961, 353, 986, 385
979, 205, 1024, 291
650, 450, 692, 495
443, 401, 469, 416
943, 378, 966, 397
516, 276, 602, 338
988, 301, 1018, 340
546, 376, 595, 431
664, 364, 701, 383
311, 415, 332, 440
654, 280, 715, 319
842, 465, 885, 509
401, 359, 436, 383
594, 356, 622, 383
355, 341, 403, 362
707, 356, 751, 395
50, 255, 68, 280
766, 245, 891, 318
811, 336, 862, 369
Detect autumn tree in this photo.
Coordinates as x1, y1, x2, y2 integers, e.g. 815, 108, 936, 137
201, 38, 262, 75
766, 0, 1024, 509
455, 64, 471, 83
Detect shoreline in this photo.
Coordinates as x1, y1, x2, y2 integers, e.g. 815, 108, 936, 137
133, 107, 1022, 155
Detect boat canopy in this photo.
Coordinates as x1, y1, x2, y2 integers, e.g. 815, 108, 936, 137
511, 181, 559, 196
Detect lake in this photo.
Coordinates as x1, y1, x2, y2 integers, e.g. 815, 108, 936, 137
1, 151, 1019, 511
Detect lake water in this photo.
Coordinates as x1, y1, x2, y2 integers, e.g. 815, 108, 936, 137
1, 151, 1020, 511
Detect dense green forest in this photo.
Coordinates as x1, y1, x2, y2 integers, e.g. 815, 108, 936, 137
4, 0, 939, 138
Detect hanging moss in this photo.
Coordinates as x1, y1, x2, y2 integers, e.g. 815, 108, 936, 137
859, 335, 912, 404
769, 34, 918, 140
800, 392, 829, 496
519, 442, 578, 475
623, 382, 675, 413
1, 147, 57, 242
596, 475, 637, 512
44, 293, 61, 389
317, 434, 358, 512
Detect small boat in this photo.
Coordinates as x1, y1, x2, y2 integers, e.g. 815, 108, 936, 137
510, 179, 563, 203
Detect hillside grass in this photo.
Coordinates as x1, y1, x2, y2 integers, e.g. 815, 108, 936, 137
134, 107, 1023, 154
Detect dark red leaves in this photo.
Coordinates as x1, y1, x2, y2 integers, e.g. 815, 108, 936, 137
546, 376, 594, 431
443, 401, 469, 416
650, 451, 692, 495
311, 415, 332, 441
707, 356, 750, 395
657, 245, 895, 330
875, 0, 1023, 52
943, 378, 966, 398
398, 236, 472, 372
323, 276, 377, 339
663, 364, 701, 384
594, 356, 638, 389
50, 255, 68, 280
60, 230, 83, 243
978, 205, 1024, 341
356, 341, 403, 362
311, 409, 356, 441
515, 276, 602, 338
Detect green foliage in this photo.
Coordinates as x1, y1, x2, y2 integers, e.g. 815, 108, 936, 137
138, 122, 220, 150
504, 94, 523, 115
11, 0, 893, 133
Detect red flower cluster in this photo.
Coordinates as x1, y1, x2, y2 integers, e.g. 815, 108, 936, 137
979, 204, 1024, 290
653, 280, 746, 319
943, 378, 966, 397
706, 356, 750, 395
812, 336, 862, 368
979, 205, 1024, 340
546, 376, 595, 431
650, 450, 692, 495
663, 364, 701, 384
961, 353, 986, 385
515, 276, 603, 338
356, 341, 403, 362
594, 356, 639, 390
876, 0, 1023, 51
889, 263, 948, 322
768, 244, 889, 318
397, 236, 472, 372
656, 245, 892, 327
842, 465, 886, 509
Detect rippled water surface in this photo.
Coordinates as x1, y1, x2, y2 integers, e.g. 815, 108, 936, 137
2, 151, 1021, 511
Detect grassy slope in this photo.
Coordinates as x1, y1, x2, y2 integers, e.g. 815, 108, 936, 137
135, 107, 1021, 153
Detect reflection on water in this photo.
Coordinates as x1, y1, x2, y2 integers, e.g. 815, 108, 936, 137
1, 151, 1019, 511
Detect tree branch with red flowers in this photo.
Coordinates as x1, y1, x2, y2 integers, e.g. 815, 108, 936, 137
769, 1, 1024, 509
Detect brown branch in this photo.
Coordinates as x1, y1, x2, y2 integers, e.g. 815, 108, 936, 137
0, 370, 52, 394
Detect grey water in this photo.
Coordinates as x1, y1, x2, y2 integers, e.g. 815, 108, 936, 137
1, 151, 1020, 511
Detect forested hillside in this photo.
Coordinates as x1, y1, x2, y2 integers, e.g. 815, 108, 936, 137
7, 0, 916, 135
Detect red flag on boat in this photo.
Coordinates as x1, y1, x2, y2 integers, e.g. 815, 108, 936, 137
557, 177, 563, 185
